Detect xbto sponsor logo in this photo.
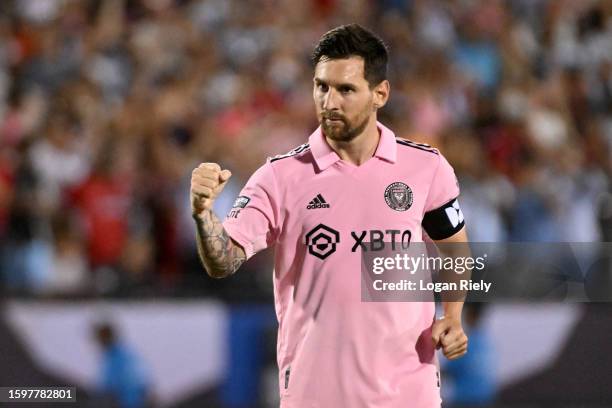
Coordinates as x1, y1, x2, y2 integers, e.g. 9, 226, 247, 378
304, 226, 413, 258
351, 229, 412, 252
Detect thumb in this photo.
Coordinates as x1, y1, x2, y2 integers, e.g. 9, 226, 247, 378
431, 319, 448, 347
219, 169, 232, 183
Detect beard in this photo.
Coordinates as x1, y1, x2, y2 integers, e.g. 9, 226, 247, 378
320, 109, 371, 143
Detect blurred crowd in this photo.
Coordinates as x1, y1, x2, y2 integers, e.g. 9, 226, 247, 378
1, 0, 611, 297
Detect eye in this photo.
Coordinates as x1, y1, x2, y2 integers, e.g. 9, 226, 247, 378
315, 81, 329, 92
339, 86, 354, 94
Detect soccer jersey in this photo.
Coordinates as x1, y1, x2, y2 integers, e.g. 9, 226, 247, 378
223, 122, 463, 408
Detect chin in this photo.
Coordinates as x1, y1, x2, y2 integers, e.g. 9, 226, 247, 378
323, 127, 353, 142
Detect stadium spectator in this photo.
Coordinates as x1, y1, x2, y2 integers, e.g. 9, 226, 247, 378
0, 0, 610, 295
93, 321, 153, 408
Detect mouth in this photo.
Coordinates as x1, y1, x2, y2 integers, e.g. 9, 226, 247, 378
324, 118, 344, 125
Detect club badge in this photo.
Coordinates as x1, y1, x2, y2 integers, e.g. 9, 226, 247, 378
384, 182, 413, 211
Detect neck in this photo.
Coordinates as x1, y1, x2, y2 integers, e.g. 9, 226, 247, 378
325, 116, 380, 166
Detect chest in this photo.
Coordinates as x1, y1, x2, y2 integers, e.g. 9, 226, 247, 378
279, 163, 433, 249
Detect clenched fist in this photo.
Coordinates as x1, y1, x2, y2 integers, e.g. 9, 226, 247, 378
191, 163, 232, 216
432, 315, 468, 360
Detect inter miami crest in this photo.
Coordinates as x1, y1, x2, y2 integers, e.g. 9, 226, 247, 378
384, 182, 413, 212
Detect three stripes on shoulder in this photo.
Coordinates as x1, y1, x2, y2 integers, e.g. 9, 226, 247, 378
270, 143, 311, 162
269, 139, 438, 164
395, 139, 438, 155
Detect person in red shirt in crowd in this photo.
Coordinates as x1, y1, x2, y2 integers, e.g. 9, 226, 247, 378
70, 140, 132, 269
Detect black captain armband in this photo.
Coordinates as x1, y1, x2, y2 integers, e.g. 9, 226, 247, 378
422, 198, 465, 240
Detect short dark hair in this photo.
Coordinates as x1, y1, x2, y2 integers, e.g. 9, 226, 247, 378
311, 24, 388, 87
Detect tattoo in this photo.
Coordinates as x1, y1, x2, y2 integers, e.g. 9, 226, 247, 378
193, 210, 246, 278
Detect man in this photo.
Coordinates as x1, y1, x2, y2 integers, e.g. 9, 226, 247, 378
93, 322, 152, 408
191, 24, 468, 407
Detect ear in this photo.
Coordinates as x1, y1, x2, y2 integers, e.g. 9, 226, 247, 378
372, 80, 390, 110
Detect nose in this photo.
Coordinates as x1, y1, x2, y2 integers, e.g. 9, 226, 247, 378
322, 88, 340, 111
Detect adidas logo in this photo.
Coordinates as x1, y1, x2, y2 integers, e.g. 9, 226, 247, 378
306, 194, 330, 209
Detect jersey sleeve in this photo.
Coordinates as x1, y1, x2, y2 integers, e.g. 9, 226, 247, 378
421, 153, 465, 240
223, 161, 280, 259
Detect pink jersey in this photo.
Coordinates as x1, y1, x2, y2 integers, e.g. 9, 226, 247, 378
223, 122, 463, 408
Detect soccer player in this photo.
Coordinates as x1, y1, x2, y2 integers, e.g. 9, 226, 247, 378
191, 24, 468, 407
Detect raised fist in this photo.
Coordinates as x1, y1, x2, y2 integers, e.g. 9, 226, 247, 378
191, 163, 232, 216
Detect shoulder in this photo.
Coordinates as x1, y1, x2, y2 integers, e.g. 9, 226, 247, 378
394, 138, 454, 175
266, 142, 313, 174
246, 142, 312, 187
268, 142, 312, 163
395, 138, 439, 156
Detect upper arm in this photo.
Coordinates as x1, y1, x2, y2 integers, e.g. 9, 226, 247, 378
422, 153, 465, 241
433, 225, 468, 244
222, 162, 280, 259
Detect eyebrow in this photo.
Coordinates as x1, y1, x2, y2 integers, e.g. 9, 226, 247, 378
313, 78, 357, 89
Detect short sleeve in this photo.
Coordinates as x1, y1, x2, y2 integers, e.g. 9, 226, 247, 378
421, 154, 465, 240
223, 162, 280, 259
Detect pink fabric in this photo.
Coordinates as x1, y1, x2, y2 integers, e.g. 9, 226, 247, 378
224, 122, 459, 407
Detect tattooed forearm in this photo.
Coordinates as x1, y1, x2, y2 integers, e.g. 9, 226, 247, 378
193, 210, 246, 278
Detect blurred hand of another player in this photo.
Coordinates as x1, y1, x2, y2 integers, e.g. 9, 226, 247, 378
431, 315, 468, 360
191, 163, 232, 216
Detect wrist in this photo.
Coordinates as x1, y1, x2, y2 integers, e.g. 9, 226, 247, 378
192, 208, 213, 223
442, 303, 464, 320
440, 314, 461, 322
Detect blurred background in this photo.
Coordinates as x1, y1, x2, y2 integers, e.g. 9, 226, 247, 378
1, 0, 612, 407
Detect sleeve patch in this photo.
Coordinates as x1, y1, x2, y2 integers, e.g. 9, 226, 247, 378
232, 196, 251, 208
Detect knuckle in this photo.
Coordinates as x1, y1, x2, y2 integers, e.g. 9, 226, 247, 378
201, 162, 220, 171
197, 170, 215, 180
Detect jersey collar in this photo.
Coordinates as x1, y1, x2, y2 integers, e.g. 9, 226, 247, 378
309, 121, 397, 171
